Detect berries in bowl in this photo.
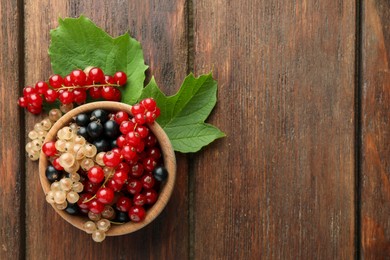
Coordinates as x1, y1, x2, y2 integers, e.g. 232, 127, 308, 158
38, 100, 176, 242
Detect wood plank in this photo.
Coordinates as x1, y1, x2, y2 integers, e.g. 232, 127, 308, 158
0, 0, 24, 259
192, 0, 356, 258
24, 0, 188, 258
361, 0, 390, 258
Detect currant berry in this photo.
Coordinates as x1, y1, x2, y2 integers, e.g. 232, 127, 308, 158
140, 98, 157, 112
143, 157, 158, 172
153, 166, 168, 182
87, 121, 103, 139
130, 163, 144, 178
115, 211, 130, 223
89, 87, 102, 99
83, 180, 100, 194
116, 196, 132, 212
96, 187, 115, 204
91, 109, 109, 123
88, 67, 105, 83
88, 166, 105, 184
126, 179, 143, 195
35, 81, 49, 94
128, 206, 146, 222
116, 135, 127, 148
103, 151, 122, 167
42, 141, 57, 157
63, 75, 73, 86
119, 120, 136, 135
101, 86, 121, 101
106, 179, 123, 192
49, 74, 63, 88
143, 189, 158, 205
141, 173, 156, 189
147, 147, 161, 159
78, 193, 93, 209
131, 104, 145, 115
121, 145, 137, 161
134, 113, 146, 125
135, 125, 149, 139
93, 139, 110, 153
52, 157, 64, 171
113, 71, 127, 85
133, 194, 146, 206
73, 88, 87, 104
17, 97, 28, 107
44, 89, 58, 103
75, 113, 90, 126
112, 169, 128, 185
114, 111, 129, 124
104, 120, 120, 139
145, 134, 157, 147
28, 93, 43, 107
59, 90, 74, 105
70, 69, 87, 86
89, 199, 105, 214
45, 165, 63, 182
117, 162, 130, 173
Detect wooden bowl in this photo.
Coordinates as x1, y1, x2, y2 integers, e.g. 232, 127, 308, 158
38, 101, 176, 236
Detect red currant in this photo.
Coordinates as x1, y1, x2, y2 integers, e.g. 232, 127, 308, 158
77, 193, 93, 209
88, 166, 105, 184
88, 67, 105, 83
147, 147, 161, 159
101, 86, 117, 101
63, 75, 73, 86
128, 206, 146, 222
126, 179, 143, 195
141, 98, 157, 111
59, 90, 74, 104
27, 104, 42, 114
113, 71, 127, 86
17, 97, 28, 107
89, 199, 105, 214
130, 163, 144, 178
116, 196, 132, 212
73, 88, 87, 104
133, 194, 146, 206
27, 93, 43, 107
113, 169, 128, 185
119, 120, 136, 135
131, 104, 145, 115
96, 187, 115, 204
44, 89, 58, 102
136, 125, 149, 138
103, 151, 122, 167
89, 87, 102, 99
106, 179, 123, 192
116, 135, 127, 148
145, 134, 157, 147
114, 111, 129, 124
104, 75, 115, 84
116, 162, 130, 174
83, 180, 101, 194
49, 74, 63, 88
125, 131, 141, 147
134, 113, 146, 125
52, 157, 64, 171
42, 141, 57, 157
70, 69, 87, 86
141, 173, 156, 189
35, 81, 49, 94
121, 145, 137, 161
23, 86, 36, 96
143, 189, 158, 205
143, 156, 158, 172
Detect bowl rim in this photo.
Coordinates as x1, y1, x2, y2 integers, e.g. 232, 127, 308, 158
39, 101, 176, 236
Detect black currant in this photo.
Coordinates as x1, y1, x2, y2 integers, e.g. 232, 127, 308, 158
93, 139, 111, 153
153, 166, 168, 182
77, 126, 89, 140
115, 210, 130, 223
110, 139, 117, 149
45, 165, 63, 182
104, 120, 120, 139
75, 113, 90, 126
64, 203, 79, 215
90, 109, 109, 123
87, 121, 103, 139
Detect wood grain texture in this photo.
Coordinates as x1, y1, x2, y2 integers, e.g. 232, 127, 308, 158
0, 0, 23, 259
361, 0, 390, 258
24, 0, 188, 259
192, 0, 356, 258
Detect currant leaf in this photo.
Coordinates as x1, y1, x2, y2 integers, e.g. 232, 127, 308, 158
139, 74, 225, 153
49, 15, 148, 104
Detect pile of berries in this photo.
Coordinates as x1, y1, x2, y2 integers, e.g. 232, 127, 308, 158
17, 67, 127, 115
42, 99, 168, 242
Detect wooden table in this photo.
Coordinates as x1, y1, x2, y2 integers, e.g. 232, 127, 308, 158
1, 0, 389, 259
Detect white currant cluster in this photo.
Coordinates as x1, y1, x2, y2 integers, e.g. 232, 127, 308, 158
45, 176, 83, 210
25, 109, 63, 161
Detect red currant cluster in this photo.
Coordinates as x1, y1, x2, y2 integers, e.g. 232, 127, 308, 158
42, 100, 167, 242
17, 67, 127, 114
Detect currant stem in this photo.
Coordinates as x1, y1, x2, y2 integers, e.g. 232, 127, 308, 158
55, 83, 120, 91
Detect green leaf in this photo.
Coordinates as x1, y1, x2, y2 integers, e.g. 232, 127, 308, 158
140, 74, 225, 153
48, 15, 148, 104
